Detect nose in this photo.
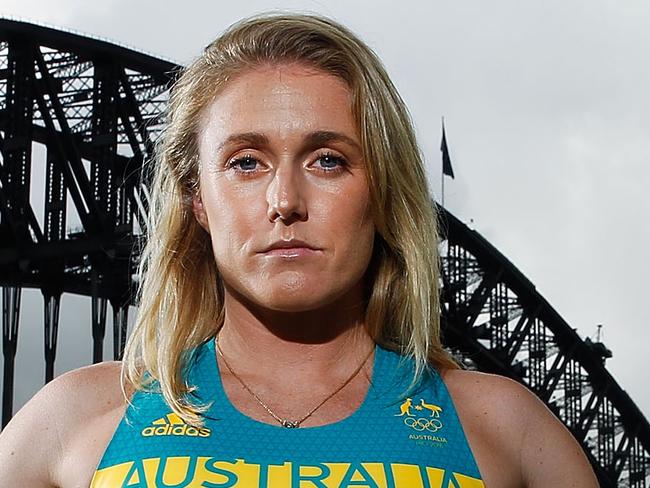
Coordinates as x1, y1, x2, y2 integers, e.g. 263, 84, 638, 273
266, 163, 307, 224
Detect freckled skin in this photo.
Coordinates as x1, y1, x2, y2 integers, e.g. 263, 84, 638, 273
193, 64, 375, 315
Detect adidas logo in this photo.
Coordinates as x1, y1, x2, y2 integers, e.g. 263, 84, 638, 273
141, 413, 211, 438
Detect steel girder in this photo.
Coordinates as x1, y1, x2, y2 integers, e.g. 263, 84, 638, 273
0, 18, 647, 486
0, 19, 176, 422
439, 207, 649, 487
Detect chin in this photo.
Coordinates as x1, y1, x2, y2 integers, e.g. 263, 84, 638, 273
261, 282, 335, 312
224, 269, 363, 314
249, 275, 348, 313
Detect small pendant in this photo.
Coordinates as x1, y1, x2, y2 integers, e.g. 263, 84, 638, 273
282, 420, 299, 428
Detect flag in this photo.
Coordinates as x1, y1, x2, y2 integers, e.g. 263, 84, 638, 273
441, 121, 455, 179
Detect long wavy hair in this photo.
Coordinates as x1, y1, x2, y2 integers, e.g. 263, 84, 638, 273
122, 11, 459, 426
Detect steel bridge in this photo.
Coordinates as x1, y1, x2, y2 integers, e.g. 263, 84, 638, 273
0, 18, 648, 487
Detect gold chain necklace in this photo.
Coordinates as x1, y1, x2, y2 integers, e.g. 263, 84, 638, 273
215, 337, 374, 428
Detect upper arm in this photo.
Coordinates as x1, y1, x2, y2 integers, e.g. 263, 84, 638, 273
443, 369, 599, 488
0, 373, 69, 487
509, 381, 599, 487
0, 361, 127, 488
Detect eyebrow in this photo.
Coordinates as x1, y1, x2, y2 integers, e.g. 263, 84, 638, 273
216, 130, 362, 154
304, 130, 362, 152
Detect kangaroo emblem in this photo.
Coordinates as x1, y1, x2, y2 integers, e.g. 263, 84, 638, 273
419, 399, 443, 417
395, 398, 415, 416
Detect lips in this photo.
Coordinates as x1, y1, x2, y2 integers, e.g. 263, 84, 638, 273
259, 239, 322, 259
261, 239, 320, 253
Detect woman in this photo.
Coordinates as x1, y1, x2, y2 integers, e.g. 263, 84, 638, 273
0, 12, 598, 487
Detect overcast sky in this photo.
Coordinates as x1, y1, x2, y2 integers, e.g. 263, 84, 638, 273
1, 0, 648, 422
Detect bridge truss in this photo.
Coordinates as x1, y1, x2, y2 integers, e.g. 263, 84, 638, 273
0, 18, 648, 487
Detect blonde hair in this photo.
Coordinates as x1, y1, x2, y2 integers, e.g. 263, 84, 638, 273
122, 11, 458, 426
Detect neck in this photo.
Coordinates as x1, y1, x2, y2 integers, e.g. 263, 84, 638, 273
216, 284, 375, 378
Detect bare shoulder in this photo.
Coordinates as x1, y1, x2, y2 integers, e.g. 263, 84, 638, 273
441, 368, 537, 417
32, 360, 128, 429
53, 360, 128, 414
0, 361, 128, 487
440, 368, 538, 446
440, 368, 598, 488
441, 367, 524, 397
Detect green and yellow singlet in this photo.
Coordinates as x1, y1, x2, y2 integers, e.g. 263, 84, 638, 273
91, 339, 485, 487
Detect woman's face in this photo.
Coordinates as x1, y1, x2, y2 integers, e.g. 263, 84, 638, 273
194, 63, 375, 313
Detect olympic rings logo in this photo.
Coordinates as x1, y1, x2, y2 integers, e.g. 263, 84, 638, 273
404, 417, 443, 432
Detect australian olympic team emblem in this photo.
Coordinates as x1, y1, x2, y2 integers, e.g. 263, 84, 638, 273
395, 397, 444, 432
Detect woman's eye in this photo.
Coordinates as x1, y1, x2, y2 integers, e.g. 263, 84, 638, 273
314, 153, 347, 172
228, 154, 259, 173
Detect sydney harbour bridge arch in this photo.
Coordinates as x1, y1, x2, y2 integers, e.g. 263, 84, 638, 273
0, 18, 648, 487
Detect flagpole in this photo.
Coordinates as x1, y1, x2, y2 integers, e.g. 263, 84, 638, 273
440, 116, 455, 207
440, 160, 445, 207
441, 116, 445, 208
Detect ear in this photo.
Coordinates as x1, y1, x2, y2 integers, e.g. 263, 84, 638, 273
192, 192, 210, 233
